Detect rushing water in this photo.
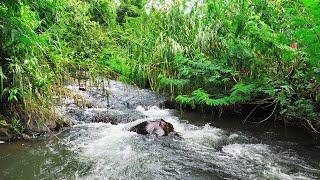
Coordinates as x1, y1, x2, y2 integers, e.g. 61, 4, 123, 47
1, 81, 320, 179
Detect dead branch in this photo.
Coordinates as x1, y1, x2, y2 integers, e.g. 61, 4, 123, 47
243, 104, 261, 124
258, 102, 278, 124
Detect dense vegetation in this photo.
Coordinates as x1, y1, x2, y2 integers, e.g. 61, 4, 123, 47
0, 0, 114, 134
0, 0, 319, 136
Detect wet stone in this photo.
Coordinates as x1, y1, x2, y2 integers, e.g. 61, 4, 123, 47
58, 80, 167, 124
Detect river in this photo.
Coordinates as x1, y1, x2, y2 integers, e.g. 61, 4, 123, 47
0, 81, 319, 179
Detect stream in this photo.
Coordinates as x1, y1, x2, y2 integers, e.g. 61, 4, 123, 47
0, 81, 320, 179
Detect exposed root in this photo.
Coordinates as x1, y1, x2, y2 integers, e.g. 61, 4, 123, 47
257, 102, 278, 124
304, 118, 320, 134
243, 104, 261, 124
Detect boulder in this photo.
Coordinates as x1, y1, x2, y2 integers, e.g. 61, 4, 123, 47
129, 119, 174, 136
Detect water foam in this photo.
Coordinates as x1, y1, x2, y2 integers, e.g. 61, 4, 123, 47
50, 106, 319, 179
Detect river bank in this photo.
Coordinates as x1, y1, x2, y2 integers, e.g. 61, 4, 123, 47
1, 79, 320, 142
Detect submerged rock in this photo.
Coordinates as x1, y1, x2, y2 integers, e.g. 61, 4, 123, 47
27, 120, 57, 133
0, 127, 12, 141
129, 119, 174, 136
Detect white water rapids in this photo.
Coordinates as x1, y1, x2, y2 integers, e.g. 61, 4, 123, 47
1, 81, 319, 179
39, 106, 319, 179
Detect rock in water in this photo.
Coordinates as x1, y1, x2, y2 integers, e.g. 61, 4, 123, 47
129, 119, 174, 136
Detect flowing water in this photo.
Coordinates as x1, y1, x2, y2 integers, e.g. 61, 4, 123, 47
0, 81, 320, 179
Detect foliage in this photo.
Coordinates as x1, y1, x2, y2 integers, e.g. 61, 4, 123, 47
0, 0, 319, 134
0, 0, 115, 132
0, 118, 24, 134
108, 0, 320, 131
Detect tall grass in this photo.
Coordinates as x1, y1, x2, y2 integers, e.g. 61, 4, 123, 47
0, 0, 115, 134
0, 0, 319, 135
108, 0, 320, 132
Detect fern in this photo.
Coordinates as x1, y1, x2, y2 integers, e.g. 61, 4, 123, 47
159, 76, 189, 87
175, 95, 195, 108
